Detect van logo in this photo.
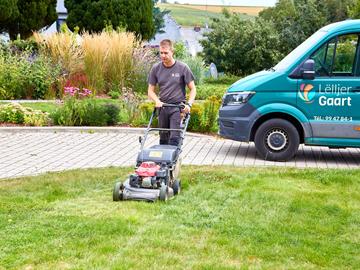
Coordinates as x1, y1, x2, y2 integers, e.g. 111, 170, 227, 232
299, 84, 315, 103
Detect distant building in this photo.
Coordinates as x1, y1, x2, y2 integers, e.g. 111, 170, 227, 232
56, 0, 68, 32
41, 0, 68, 35
148, 14, 182, 47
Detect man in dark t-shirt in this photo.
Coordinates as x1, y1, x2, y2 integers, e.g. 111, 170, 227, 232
148, 39, 196, 146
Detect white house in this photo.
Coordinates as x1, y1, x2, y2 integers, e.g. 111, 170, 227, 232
41, 0, 68, 35
56, 0, 68, 31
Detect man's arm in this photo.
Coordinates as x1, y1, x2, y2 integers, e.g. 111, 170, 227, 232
148, 84, 163, 108
184, 80, 196, 113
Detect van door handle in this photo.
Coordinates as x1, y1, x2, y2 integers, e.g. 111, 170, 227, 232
350, 87, 360, 92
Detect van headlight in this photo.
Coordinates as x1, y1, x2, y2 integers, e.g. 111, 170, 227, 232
222, 91, 255, 106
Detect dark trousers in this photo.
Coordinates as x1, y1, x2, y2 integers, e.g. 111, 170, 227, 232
158, 107, 181, 146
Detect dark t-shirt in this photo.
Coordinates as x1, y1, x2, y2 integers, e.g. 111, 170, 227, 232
147, 60, 195, 104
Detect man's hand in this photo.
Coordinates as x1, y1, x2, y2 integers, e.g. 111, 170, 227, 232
155, 100, 164, 108
182, 104, 191, 114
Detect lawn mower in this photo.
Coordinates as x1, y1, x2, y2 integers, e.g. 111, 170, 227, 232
113, 103, 190, 202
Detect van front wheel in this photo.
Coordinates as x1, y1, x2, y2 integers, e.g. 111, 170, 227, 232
254, 119, 299, 161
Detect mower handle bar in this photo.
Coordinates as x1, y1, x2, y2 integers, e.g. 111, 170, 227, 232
159, 103, 186, 109
148, 128, 184, 133
139, 103, 191, 152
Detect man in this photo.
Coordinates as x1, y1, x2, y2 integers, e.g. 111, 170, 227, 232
148, 39, 196, 146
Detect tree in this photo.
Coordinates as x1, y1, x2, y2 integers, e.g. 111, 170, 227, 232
0, 0, 57, 40
201, 0, 357, 76
318, 0, 355, 22
0, 0, 19, 24
259, 0, 326, 55
153, 0, 170, 35
259, 0, 355, 55
201, 15, 282, 75
65, 0, 155, 40
349, 0, 360, 18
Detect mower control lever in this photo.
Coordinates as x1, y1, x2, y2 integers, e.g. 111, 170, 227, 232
162, 103, 186, 109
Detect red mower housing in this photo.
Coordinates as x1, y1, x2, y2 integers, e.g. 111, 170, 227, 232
135, 162, 160, 177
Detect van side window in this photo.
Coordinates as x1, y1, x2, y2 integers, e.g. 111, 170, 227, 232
310, 34, 359, 77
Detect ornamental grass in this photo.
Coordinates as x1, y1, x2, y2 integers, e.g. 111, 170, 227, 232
34, 30, 139, 95
33, 31, 84, 76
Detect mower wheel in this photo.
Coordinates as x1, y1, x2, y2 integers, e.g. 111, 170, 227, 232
113, 181, 123, 201
172, 179, 181, 195
159, 185, 168, 201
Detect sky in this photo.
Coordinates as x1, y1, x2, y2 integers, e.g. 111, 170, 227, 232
166, 0, 277, 7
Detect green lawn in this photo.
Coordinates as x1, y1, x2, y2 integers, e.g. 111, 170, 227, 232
160, 4, 254, 27
0, 166, 359, 269
21, 102, 59, 113
20, 99, 125, 114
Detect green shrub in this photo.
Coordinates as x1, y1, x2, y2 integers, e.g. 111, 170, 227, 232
201, 16, 282, 75
186, 96, 221, 133
196, 83, 229, 100
129, 96, 221, 133
117, 88, 144, 125
81, 100, 108, 126
0, 50, 61, 100
103, 103, 120, 125
51, 98, 87, 126
182, 56, 205, 85
0, 51, 27, 99
108, 90, 121, 99
187, 103, 203, 132
174, 41, 189, 59
24, 110, 51, 126
27, 55, 62, 99
51, 98, 120, 126
201, 95, 221, 132
131, 102, 156, 127
204, 74, 241, 85
11, 38, 39, 53
0, 103, 25, 123
131, 47, 158, 94
0, 103, 50, 126
118, 101, 138, 125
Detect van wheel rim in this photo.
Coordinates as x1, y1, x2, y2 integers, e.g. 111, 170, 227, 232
266, 129, 288, 151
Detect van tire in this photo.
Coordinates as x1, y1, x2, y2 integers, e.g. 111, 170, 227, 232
254, 118, 299, 161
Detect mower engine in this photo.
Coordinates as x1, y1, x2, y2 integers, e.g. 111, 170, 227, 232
129, 161, 168, 189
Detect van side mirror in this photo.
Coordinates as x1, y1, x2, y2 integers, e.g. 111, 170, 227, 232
302, 59, 315, 80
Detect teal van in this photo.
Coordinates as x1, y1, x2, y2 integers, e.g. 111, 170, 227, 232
219, 20, 360, 161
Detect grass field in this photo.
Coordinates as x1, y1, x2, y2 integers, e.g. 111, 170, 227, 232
167, 4, 265, 16
1, 166, 359, 269
159, 3, 257, 27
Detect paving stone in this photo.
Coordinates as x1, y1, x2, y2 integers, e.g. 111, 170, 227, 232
0, 130, 358, 180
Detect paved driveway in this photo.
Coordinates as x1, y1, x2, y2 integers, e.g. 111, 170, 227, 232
0, 129, 359, 179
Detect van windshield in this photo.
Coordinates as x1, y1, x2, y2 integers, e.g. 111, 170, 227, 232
274, 30, 328, 71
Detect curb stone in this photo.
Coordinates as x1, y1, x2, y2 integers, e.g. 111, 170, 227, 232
0, 126, 217, 139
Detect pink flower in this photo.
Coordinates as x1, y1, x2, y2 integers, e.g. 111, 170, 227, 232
82, 88, 92, 96
64, 86, 92, 98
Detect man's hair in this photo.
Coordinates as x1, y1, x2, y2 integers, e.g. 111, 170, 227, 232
160, 39, 174, 51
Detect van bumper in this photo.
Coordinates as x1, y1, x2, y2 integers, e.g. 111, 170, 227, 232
218, 103, 260, 142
